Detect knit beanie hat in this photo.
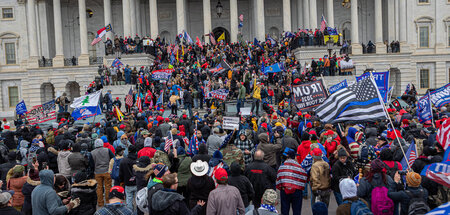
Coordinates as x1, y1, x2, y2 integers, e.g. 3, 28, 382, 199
339, 178, 357, 199
337, 148, 348, 157
94, 139, 103, 148
154, 164, 168, 178
371, 159, 385, 173
406, 172, 421, 187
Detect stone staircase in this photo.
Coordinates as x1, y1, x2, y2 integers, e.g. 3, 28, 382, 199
102, 84, 134, 104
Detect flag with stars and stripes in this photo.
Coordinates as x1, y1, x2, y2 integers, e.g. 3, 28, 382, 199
164, 132, 174, 152
125, 87, 133, 107
401, 140, 417, 170
320, 15, 327, 32
315, 75, 387, 123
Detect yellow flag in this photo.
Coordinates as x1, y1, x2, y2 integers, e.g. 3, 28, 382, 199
182, 45, 185, 55
115, 105, 124, 121
217, 32, 225, 42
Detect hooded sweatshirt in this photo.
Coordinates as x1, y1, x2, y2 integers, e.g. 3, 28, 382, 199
31, 170, 68, 215
57, 149, 72, 177
91, 139, 114, 174
137, 137, 156, 158
257, 133, 282, 167
19, 140, 30, 165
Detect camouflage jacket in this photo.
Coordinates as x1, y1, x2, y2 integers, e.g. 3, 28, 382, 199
220, 144, 245, 170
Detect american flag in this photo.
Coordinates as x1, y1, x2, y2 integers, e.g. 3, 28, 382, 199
401, 140, 417, 170
125, 87, 133, 107
164, 132, 174, 152
209, 32, 217, 45
91, 36, 102, 46
315, 76, 386, 123
320, 15, 327, 32
136, 95, 142, 112
437, 119, 450, 150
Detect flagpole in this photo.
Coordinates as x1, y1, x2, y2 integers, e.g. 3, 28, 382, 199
427, 90, 435, 128
370, 72, 411, 170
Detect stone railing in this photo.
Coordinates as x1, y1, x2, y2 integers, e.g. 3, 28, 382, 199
38, 58, 53, 67
64, 58, 78, 66
89, 56, 103, 65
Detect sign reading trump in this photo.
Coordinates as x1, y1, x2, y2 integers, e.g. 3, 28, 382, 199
292, 80, 328, 111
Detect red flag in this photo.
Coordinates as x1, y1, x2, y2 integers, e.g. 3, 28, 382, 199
209, 32, 217, 45
320, 15, 327, 32
196, 36, 203, 49
136, 96, 142, 112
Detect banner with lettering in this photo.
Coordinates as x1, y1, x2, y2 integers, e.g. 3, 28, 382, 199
207, 89, 229, 101
430, 83, 450, 108
329, 79, 348, 94
152, 69, 174, 80
356, 71, 390, 103
292, 80, 328, 111
26, 100, 57, 125
417, 93, 433, 123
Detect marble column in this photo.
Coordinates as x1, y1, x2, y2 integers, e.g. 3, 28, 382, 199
53, 0, 65, 67
130, 0, 136, 36
176, 0, 186, 34
230, 0, 238, 43
309, 0, 317, 29
104, 0, 113, 39
255, 0, 265, 41
375, 0, 385, 53
351, 0, 362, 54
203, 0, 211, 43
399, 0, 408, 52
326, 0, 334, 27
123, 0, 131, 37
283, 0, 291, 32
27, 0, 39, 67
78, 0, 89, 65
297, 0, 303, 30
302, 0, 310, 29
136, 0, 141, 36
149, 0, 158, 39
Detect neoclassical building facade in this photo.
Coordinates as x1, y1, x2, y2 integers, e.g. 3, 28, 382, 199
0, 0, 450, 117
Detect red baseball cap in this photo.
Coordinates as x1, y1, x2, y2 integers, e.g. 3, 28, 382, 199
214, 168, 228, 181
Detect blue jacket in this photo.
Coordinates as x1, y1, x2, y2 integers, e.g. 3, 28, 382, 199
31, 170, 68, 215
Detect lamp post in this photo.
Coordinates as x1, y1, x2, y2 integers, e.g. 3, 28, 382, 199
216, 1, 223, 18
326, 39, 334, 57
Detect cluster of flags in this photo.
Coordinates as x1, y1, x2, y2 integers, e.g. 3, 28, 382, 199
91, 24, 113, 46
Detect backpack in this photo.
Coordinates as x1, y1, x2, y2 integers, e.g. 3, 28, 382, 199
343, 199, 373, 215
405, 189, 430, 215
103, 94, 110, 104
110, 157, 122, 181
371, 186, 394, 215
383, 162, 399, 179
357, 142, 370, 164
136, 187, 149, 213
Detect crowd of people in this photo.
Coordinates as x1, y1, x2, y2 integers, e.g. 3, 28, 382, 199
0, 29, 448, 215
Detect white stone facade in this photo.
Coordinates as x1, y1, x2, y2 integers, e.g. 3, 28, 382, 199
0, 0, 450, 117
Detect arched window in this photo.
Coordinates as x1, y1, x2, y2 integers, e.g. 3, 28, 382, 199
40, 83, 55, 103
65, 81, 80, 102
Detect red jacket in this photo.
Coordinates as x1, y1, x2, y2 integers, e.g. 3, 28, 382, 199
138, 147, 156, 158
296, 140, 312, 164
104, 142, 115, 154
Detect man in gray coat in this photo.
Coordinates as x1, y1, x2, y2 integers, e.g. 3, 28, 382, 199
91, 138, 114, 207
207, 128, 223, 155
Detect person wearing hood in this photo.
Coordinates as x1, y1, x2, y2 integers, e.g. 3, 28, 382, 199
69, 172, 97, 215
22, 165, 40, 215
380, 148, 403, 179
257, 132, 282, 169
57, 140, 73, 178
220, 136, 245, 170
0, 152, 18, 190
6, 165, 27, 211
19, 140, 30, 165
113, 131, 130, 157
296, 132, 312, 164
137, 137, 156, 159
119, 144, 138, 212
346, 127, 358, 144
174, 146, 192, 199
336, 178, 369, 215
331, 148, 355, 206
364, 127, 378, 147
31, 170, 80, 215
101, 136, 115, 154
151, 173, 205, 215
208, 151, 230, 177
228, 161, 254, 211
68, 143, 88, 175
187, 160, 215, 215
357, 159, 395, 208
192, 143, 211, 163
133, 156, 152, 191
234, 130, 255, 166
244, 150, 277, 209
91, 138, 114, 207
105, 121, 117, 144
206, 128, 223, 155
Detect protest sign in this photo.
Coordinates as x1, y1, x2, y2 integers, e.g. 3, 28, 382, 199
208, 89, 229, 100
292, 80, 328, 111
26, 100, 56, 125
222, 117, 240, 130
356, 71, 390, 103
152, 69, 174, 80
329, 80, 348, 94
430, 83, 450, 108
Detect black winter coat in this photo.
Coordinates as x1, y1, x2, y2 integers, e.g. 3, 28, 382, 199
187, 175, 215, 215
1, 130, 16, 149
151, 189, 202, 215
0, 160, 18, 190
69, 179, 97, 215
331, 159, 356, 192
21, 178, 40, 215
244, 160, 277, 196
68, 152, 88, 173
119, 153, 137, 186
229, 163, 254, 207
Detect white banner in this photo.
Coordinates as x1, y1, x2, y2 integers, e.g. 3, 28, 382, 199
241, 107, 251, 116
70, 90, 102, 109
223, 117, 240, 130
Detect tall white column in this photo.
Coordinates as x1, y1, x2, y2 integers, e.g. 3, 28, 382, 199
176, 0, 186, 34
283, 0, 291, 32
136, 0, 141, 36
375, 0, 385, 53
53, 0, 65, 67
326, 0, 334, 27
351, 0, 362, 54
255, 0, 265, 41
309, 0, 317, 29
104, 0, 113, 39
123, 0, 131, 37
230, 0, 238, 43
27, 0, 39, 67
297, 0, 303, 30
203, 0, 211, 43
78, 0, 89, 65
130, 0, 136, 36
398, 0, 408, 52
149, 0, 158, 39
302, 0, 310, 29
